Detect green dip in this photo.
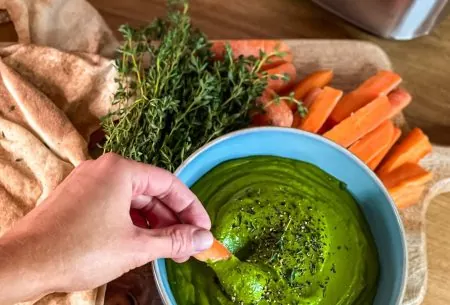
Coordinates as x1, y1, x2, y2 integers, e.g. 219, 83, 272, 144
167, 156, 379, 305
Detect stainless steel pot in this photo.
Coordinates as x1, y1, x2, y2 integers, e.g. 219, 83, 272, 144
312, 0, 449, 40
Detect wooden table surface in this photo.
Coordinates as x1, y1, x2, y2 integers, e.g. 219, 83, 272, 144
3, 0, 450, 303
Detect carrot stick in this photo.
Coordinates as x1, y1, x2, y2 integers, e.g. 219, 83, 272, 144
377, 128, 432, 176
291, 88, 325, 127
380, 162, 432, 209
389, 184, 427, 209
387, 88, 412, 119
367, 127, 401, 170
303, 87, 323, 108
287, 87, 322, 112
265, 62, 297, 93
251, 89, 293, 127
299, 86, 342, 133
210, 40, 293, 69
329, 71, 402, 124
379, 162, 432, 189
323, 95, 392, 148
293, 70, 333, 100
194, 239, 232, 262
348, 120, 394, 164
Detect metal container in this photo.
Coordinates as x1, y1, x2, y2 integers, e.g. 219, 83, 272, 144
312, 0, 449, 40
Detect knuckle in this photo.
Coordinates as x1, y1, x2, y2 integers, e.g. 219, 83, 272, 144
169, 227, 192, 257
100, 152, 121, 164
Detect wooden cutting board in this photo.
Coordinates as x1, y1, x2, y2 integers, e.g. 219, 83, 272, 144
104, 40, 450, 305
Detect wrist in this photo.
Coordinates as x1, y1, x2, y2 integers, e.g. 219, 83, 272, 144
0, 226, 60, 303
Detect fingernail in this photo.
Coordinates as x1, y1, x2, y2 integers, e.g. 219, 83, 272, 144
193, 229, 213, 252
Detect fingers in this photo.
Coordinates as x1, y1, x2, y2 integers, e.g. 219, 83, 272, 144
111, 155, 211, 229
131, 196, 179, 228
132, 224, 213, 262
129, 209, 148, 228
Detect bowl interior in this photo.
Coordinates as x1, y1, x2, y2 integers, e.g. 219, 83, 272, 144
153, 127, 407, 305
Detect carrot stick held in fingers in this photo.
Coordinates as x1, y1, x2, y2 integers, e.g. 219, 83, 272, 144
194, 239, 232, 262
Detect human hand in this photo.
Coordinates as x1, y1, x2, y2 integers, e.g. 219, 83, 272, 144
0, 153, 212, 302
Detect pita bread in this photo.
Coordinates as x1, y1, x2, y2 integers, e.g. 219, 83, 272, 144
0, 44, 117, 140
0, 0, 121, 304
0, 0, 118, 57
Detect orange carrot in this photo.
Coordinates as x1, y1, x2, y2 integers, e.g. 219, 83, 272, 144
348, 120, 394, 164
367, 127, 401, 170
265, 62, 297, 93
287, 87, 323, 112
293, 70, 333, 100
194, 239, 232, 262
379, 162, 432, 189
251, 89, 293, 127
387, 88, 412, 119
380, 163, 432, 209
299, 86, 342, 133
292, 112, 303, 128
390, 184, 426, 209
211, 40, 293, 69
377, 128, 432, 176
323, 95, 392, 148
329, 71, 402, 124
303, 88, 323, 108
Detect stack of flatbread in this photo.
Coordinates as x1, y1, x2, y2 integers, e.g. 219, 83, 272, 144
0, 0, 118, 304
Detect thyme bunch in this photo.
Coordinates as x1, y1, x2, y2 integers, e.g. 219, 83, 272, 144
102, 1, 305, 171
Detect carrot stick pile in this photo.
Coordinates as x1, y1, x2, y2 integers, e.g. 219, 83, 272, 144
211, 39, 432, 210
197, 40, 433, 263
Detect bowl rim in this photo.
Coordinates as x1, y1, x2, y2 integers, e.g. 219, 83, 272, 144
152, 126, 408, 305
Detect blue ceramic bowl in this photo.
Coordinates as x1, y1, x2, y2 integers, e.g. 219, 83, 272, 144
153, 127, 407, 305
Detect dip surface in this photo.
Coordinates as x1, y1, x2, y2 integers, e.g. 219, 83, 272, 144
167, 156, 379, 305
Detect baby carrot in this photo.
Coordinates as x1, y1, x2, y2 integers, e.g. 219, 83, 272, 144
265, 62, 297, 93
251, 89, 294, 127
210, 40, 293, 69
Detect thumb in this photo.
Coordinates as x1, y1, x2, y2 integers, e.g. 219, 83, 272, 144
133, 224, 214, 261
